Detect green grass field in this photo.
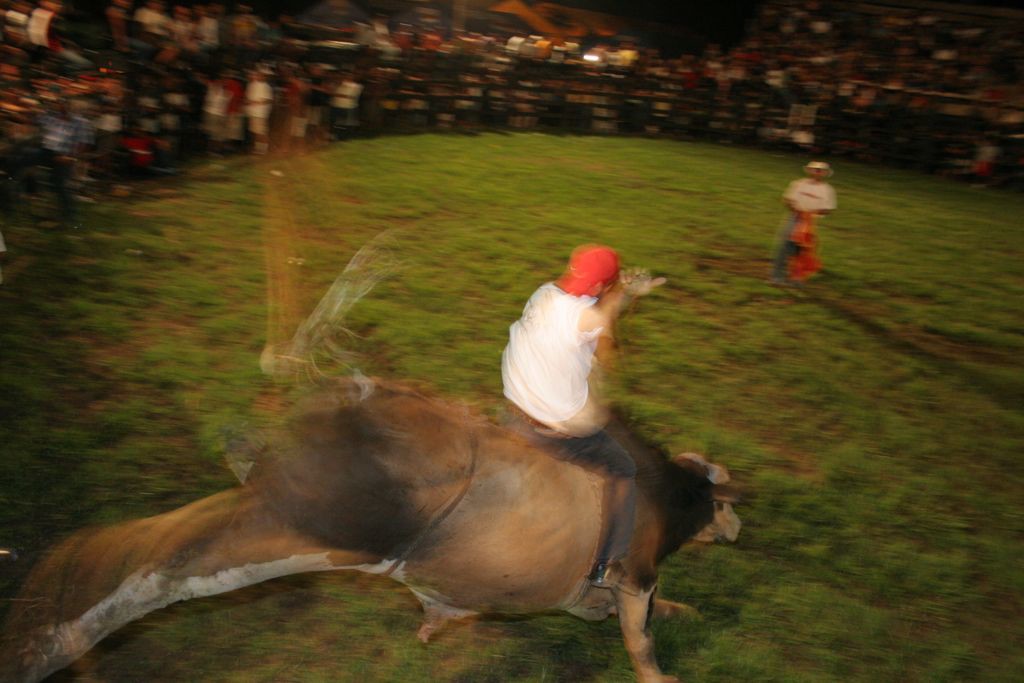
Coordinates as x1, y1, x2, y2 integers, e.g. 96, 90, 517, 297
1, 133, 1022, 682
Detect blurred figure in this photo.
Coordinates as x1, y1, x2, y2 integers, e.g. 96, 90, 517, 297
92, 98, 123, 180
330, 71, 362, 141
37, 96, 93, 228
223, 69, 246, 151
201, 70, 230, 154
170, 5, 198, 58
245, 68, 273, 155
0, 102, 39, 216
230, 3, 261, 58
281, 65, 309, 151
119, 123, 158, 175
27, 1, 57, 51
105, 0, 131, 53
28, 1, 91, 71
159, 73, 189, 165
194, 4, 221, 54
135, 0, 180, 63
972, 136, 1000, 187
772, 161, 837, 285
306, 63, 330, 145
502, 245, 664, 587
4, 1, 33, 50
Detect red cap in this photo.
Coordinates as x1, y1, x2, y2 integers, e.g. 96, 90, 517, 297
557, 245, 620, 296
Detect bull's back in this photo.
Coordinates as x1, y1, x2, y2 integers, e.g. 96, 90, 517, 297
397, 423, 602, 612
254, 385, 481, 556
257, 381, 602, 610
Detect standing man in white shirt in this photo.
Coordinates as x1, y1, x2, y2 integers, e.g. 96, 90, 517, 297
330, 72, 363, 140
133, 0, 171, 43
245, 69, 273, 155
772, 160, 837, 285
502, 245, 664, 587
194, 4, 220, 53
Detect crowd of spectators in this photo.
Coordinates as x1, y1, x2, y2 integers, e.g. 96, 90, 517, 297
716, 0, 1023, 181
1, 0, 1022, 229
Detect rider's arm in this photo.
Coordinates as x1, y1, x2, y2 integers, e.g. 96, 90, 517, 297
578, 272, 666, 360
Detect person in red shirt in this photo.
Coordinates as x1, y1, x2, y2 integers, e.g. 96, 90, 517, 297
120, 125, 156, 173
222, 72, 245, 151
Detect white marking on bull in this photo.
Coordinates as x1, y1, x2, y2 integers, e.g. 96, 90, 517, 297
42, 553, 336, 667
352, 369, 375, 401
693, 502, 742, 543
340, 558, 407, 581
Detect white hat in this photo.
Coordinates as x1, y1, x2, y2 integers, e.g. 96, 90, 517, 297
805, 161, 833, 177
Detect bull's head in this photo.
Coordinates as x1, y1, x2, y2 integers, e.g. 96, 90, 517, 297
673, 452, 742, 543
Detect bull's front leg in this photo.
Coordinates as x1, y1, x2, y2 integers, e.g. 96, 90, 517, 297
614, 583, 678, 683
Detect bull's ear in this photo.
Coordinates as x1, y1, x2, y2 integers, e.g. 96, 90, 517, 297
712, 484, 741, 505
673, 451, 708, 469
673, 452, 730, 484
707, 462, 730, 484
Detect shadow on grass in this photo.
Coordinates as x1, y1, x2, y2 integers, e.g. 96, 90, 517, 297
801, 278, 1023, 411
694, 254, 1022, 411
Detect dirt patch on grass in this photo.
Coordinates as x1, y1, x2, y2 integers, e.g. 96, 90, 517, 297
695, 253, 771, 281
714, 413, 824, 483
251, 386, 290, 416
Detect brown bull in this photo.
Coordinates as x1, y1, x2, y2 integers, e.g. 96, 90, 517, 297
1, 378, 740, 683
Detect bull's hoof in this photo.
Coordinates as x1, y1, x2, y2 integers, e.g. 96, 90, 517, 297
652, 598, 701, 621
417, 621, 438, 644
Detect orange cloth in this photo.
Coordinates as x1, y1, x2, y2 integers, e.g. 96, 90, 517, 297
788, 211, 821, 281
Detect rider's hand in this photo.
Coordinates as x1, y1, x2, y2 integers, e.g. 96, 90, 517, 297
621, 268, 666, 297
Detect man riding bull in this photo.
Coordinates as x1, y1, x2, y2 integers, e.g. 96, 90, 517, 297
502, 245, 664, 586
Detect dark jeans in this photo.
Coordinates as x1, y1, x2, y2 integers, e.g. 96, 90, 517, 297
772, 212, 800, 282
1, 144, 37, 215
511, 414, 637, 564
772, 239, 800, 282
39, 149, 76, 226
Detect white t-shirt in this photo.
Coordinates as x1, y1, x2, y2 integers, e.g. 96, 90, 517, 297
331, 81, 363, 109
197, 16, 219, 48
5, 9, 29, 43
134, 7, 170, 37
96, 112, 122, 133
784, 178, 837, 213
27, 7, 53, 47
204, 82, 229, 116
245, 80, 273, 119
502, 283, 603, 424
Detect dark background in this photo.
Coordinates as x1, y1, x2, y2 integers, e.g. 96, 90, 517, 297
72, 0, 1023, 50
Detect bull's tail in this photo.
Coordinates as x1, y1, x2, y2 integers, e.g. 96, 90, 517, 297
0, 489, 377, 683
261, 231, 399, 381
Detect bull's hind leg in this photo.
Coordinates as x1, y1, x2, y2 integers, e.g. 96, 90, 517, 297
409, 589, 478, 643
2, 489, 380, 683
